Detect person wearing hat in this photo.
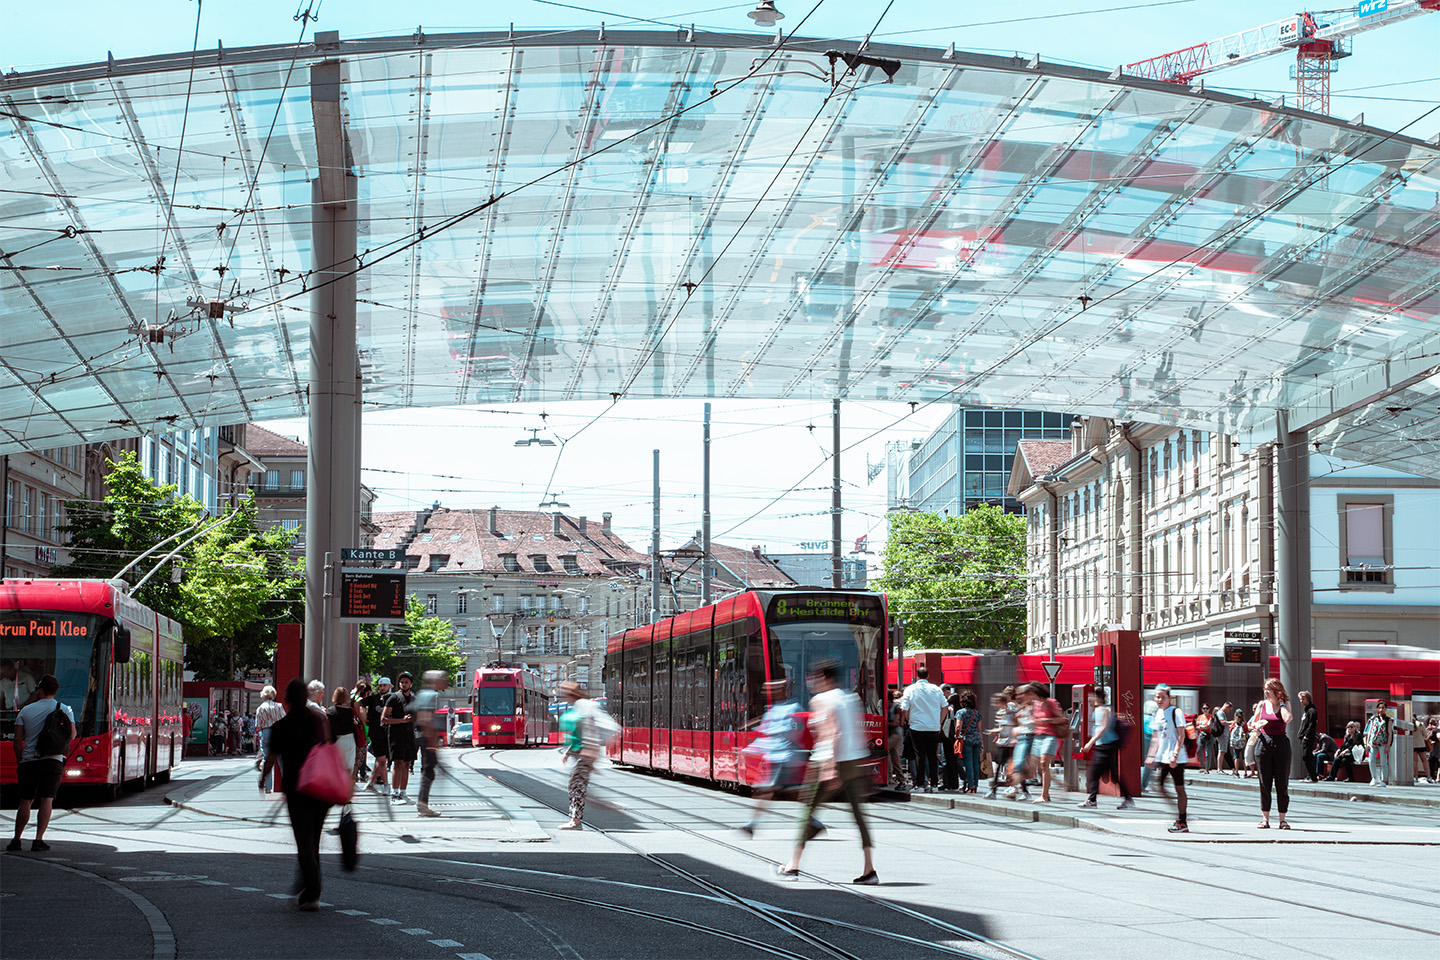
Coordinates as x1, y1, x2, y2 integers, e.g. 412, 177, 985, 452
361, 677, 392, 795
558, 681, 617, 830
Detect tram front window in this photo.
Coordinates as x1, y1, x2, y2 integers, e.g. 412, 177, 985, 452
765, 595, 884, 714
476, 687, 517, 716
0, 611, 106, 738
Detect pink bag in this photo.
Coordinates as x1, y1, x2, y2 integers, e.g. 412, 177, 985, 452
297, 741, 353, 805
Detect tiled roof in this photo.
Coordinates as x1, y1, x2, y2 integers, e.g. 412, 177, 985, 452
370, 507, 645, 576
244, 424, 308, 457
668, 538, 795, 589
1015, 440, 1072, 480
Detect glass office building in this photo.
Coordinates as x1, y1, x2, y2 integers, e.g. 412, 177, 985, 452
908, 409, 1075, 516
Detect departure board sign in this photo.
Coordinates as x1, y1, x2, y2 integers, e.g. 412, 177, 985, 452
767, 594, 885, 626
1223, 642, 1262, 664
339, 570, 407, 622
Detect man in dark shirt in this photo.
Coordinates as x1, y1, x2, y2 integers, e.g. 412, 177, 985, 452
382, 673, 417, 804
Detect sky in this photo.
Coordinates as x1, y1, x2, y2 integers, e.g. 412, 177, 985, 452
6, 1, 1436, 561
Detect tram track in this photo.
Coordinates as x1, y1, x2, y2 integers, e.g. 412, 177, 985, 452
463, 748, 1039, 960
480, 751, 1437, 939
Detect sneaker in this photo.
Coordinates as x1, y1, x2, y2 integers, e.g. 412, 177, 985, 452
1167, 821, 1188, 834
1076, 799, 1097, 808
5, 838, 21, 852
416, 803, 441, 818
852, 871, 879, 885
1117, 798, 1135, 810
30, 840, 50, 852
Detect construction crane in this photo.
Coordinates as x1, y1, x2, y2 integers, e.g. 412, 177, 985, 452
1125, 1, 1440, 114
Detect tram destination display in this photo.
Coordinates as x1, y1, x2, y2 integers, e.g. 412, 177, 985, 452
340, 569, 407, 622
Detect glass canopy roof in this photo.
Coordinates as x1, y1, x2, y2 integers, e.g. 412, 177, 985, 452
3, 31, 1438, 473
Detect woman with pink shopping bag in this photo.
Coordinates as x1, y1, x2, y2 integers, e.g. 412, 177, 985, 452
260, 679, 339, 910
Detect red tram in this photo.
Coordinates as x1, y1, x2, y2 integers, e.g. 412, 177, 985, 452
1, 579, 185, 795
470, 666, 550, 746
604, 590, 889, 787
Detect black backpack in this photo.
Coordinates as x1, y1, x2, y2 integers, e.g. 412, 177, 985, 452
36, 703, 73, 757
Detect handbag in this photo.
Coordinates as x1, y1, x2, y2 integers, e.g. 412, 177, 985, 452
338, 810, 359, 871
297, 741, 354, 805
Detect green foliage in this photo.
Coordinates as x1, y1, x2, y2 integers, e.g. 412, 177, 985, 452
874, 506, 1027, 652
358, 596, 465, 682
52, 452, 303, 680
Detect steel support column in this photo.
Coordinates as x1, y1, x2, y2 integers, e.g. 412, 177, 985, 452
305, 57, 359, 691
1274, 417, 1312, 779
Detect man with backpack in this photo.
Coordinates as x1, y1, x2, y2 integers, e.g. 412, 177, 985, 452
7, 674, 74, 852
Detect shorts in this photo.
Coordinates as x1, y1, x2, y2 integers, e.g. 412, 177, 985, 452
368, 727, 389, 758
17, 759, 64, 801
1011, 734, 1034, 769
389, 727, 418, 764
1032, 735, 1059, 758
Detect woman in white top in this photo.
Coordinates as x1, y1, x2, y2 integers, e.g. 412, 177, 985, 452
778, 660, 877, 885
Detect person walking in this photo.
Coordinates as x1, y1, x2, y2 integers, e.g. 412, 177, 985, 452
985, 690, 1016, 800
739, 679, 821, 837
558, 681, 616, 829
1363, 701, 1393, 786
1325, 721, 1364, 782
1146, 685, 1190, 833
382, 673, 418, 803
1297, 691, 1319, 782
412, 670, 447, 818
7, 674, 74, 852
259, 678, 331, 911
361, 678, 391, 795
1077, 687, 1133, 810
899, 665, 946, 793
954, 690, 984, 794
778, 660, 877, 885
327, 687, 364, 783
1250, 678, 1294, 829
255, 686, 285, 776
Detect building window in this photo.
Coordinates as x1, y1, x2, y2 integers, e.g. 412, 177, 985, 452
1338, 497, 1393, 588
290, 469, 305, 488
264, 470, 279, 490
425, 594, 438, 615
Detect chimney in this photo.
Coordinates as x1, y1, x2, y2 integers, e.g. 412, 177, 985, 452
579, 516, 587, 536
602, 512, 612, 534
488, 506, 499, 536
552, 513, 562, 537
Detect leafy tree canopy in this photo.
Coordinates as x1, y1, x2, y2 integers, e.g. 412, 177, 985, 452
873, 505, 1027, 653
358, 596, 465, 684
52, 452, 302, 679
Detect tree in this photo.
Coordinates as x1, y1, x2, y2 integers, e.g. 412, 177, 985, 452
358, 596, 465, 682
51, 451, 202, 618
53, 452, 302, 680
177, 495, 303, 680
874, 506, 1027, 652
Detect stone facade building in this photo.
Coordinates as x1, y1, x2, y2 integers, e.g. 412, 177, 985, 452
1010, 418, 1440, 657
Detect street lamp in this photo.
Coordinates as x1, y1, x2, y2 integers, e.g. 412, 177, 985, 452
748, 2, 784, 27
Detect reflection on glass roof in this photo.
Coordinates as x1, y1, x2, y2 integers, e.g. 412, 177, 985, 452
2, 31, 1438, 473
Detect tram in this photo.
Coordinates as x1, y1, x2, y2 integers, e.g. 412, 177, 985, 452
1, 579, 185, 795
604, 589, 889, 787
470, 666, 550, 746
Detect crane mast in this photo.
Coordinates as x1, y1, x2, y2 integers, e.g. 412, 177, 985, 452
1125, 1, 1440, 114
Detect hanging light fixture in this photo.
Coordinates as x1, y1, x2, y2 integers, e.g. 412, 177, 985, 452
748, 2, 784, 27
